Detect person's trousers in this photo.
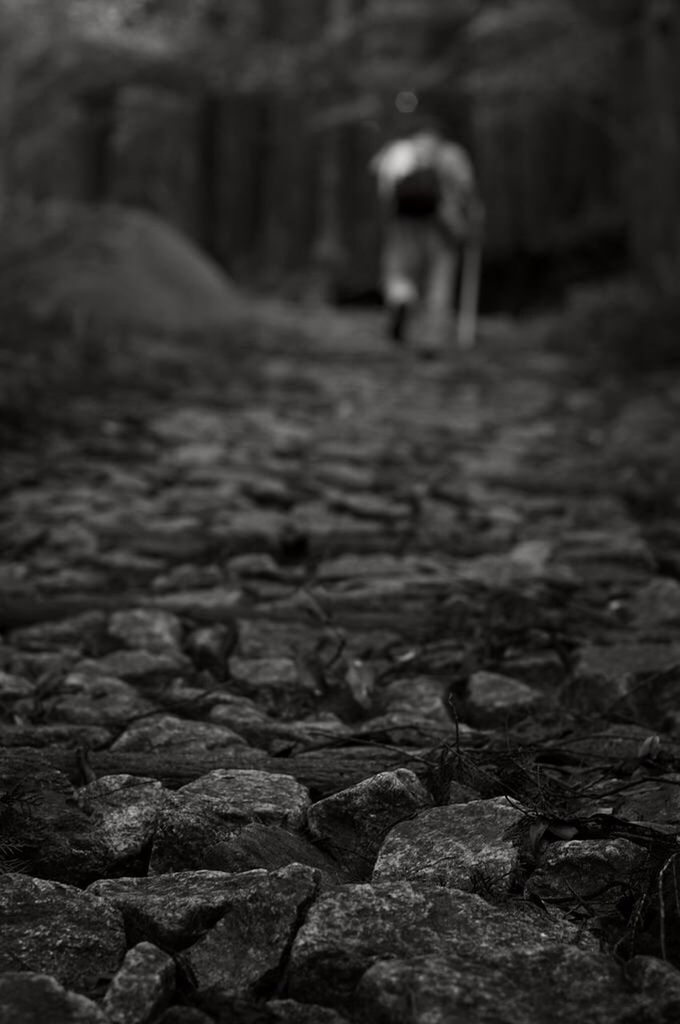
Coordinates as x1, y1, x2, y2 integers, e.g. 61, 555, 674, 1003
381, 217, 459, 351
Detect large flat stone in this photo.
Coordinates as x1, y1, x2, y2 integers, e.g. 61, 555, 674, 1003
0, 874, 125, 995
355, 948, 680, 1024
307, 769, 432, 878
373, 797, 524, 896
286, 881, 590, 1010
184, 863, 318, 996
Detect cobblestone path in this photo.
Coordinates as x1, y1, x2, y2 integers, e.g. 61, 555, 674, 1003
2, 308, 680, 1022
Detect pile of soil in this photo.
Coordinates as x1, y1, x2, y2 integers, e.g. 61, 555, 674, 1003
0, 200, 245, 335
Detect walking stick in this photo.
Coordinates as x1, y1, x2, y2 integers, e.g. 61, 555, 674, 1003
457, 233, 482, 350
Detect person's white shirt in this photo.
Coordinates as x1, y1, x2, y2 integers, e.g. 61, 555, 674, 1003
371, 131, 478, 238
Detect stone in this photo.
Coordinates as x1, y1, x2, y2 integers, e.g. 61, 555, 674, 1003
46, 671, 156, 726
0, 669, 35, 700
0, 722, 113, 749
286, 880, 591, 1010
307, 769, 433, 878
184, 863, 318, 996
8, 611, 106, 653
355, 946, 680, 1024
380, 675, 451, 725
235, 619, 317, 659
465, 671, 542, 727
75, 649, 189, 686
90, 870, 307, 950
0, 768, 111, 884
108, 608, 183, 652
264, 1002, 352, 1023
525, 839, 646, 912
157, 1010, 213, 1024
499, 650, 565, 690
103, 942, 175, 1024
0, 972, 107, 1024
614, 778, 680, 827
111, 714, 247, 752
0, 874, 125, 994
179, 769, 310, 828
78, 775, 167, 867
229, 656, 299, 692
629, 577, 680, 630
571, 643, 680, 716
372, 797, 525, 896
353, 712, 454, 747
200, 822, 346, 882
152, 587, 242, 620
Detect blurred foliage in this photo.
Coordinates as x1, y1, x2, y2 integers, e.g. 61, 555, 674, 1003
0, 0, 678, 309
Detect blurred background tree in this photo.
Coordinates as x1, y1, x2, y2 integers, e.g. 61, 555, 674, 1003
0, 0, 678, 314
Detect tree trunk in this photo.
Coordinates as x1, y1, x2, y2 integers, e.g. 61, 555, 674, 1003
0, 12, 18, 232
308, 0, 353, 302
621, 0, 680, 291
80, 88, 117, 202
197, 93, 222, 260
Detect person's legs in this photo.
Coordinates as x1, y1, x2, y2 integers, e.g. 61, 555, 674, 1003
419, 226, 458, 355
382, 219, 421, 344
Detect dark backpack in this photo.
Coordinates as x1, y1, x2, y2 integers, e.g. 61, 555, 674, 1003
393, 165, 442, 218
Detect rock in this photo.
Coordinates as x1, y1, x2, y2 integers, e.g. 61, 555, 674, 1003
90, 869, 302, 949
0, 972, 107, 1024
265, 1001, 352, 1023
353, 712, 454, 747
75, 649, 189, 687
200, 822, 347, 882
307, 769, 433, 878
629, 577, 680, 630
0, 669, 35, 701
286, 880, 590, 1010
235, 620, 317, 659
499, 650, 565, 690
571, 643, 680, 717
0, 874, 125, 994
8, 611, 106, 653
465, 670, 542, 727
108, 609, 183, 652
184, 863, 318, 996
178, 769, 310, 828
0, 768, 110, 884
148, 794, 271, 873
557, 528, 655, 581
380, 675, 451, 725
554, 723, 664, 764
525, 839, 646, 912
46, 671, 156, 726
355, 945, 680, 1024
78, 774, 167, 867
152, 587, 242, 621
157, 1009, 213, 1024
111, 714, 247, 752
614, 777, 680, 827
103, 942, 175, 1024
372, 797, 525, 896
229, 656, 299, 692
0, 723, 113, 749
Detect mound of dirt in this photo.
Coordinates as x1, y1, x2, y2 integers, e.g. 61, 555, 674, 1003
0, 200, 245, 334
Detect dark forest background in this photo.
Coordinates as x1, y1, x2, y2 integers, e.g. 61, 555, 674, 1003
0, 0, 679, 319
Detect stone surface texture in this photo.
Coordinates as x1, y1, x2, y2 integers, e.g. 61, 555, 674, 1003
3, 308, 680, 1021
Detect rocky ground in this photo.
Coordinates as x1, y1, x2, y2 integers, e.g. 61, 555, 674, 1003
2, 304, 680, 1023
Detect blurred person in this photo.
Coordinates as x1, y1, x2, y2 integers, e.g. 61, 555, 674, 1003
371, 116, 484, 355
